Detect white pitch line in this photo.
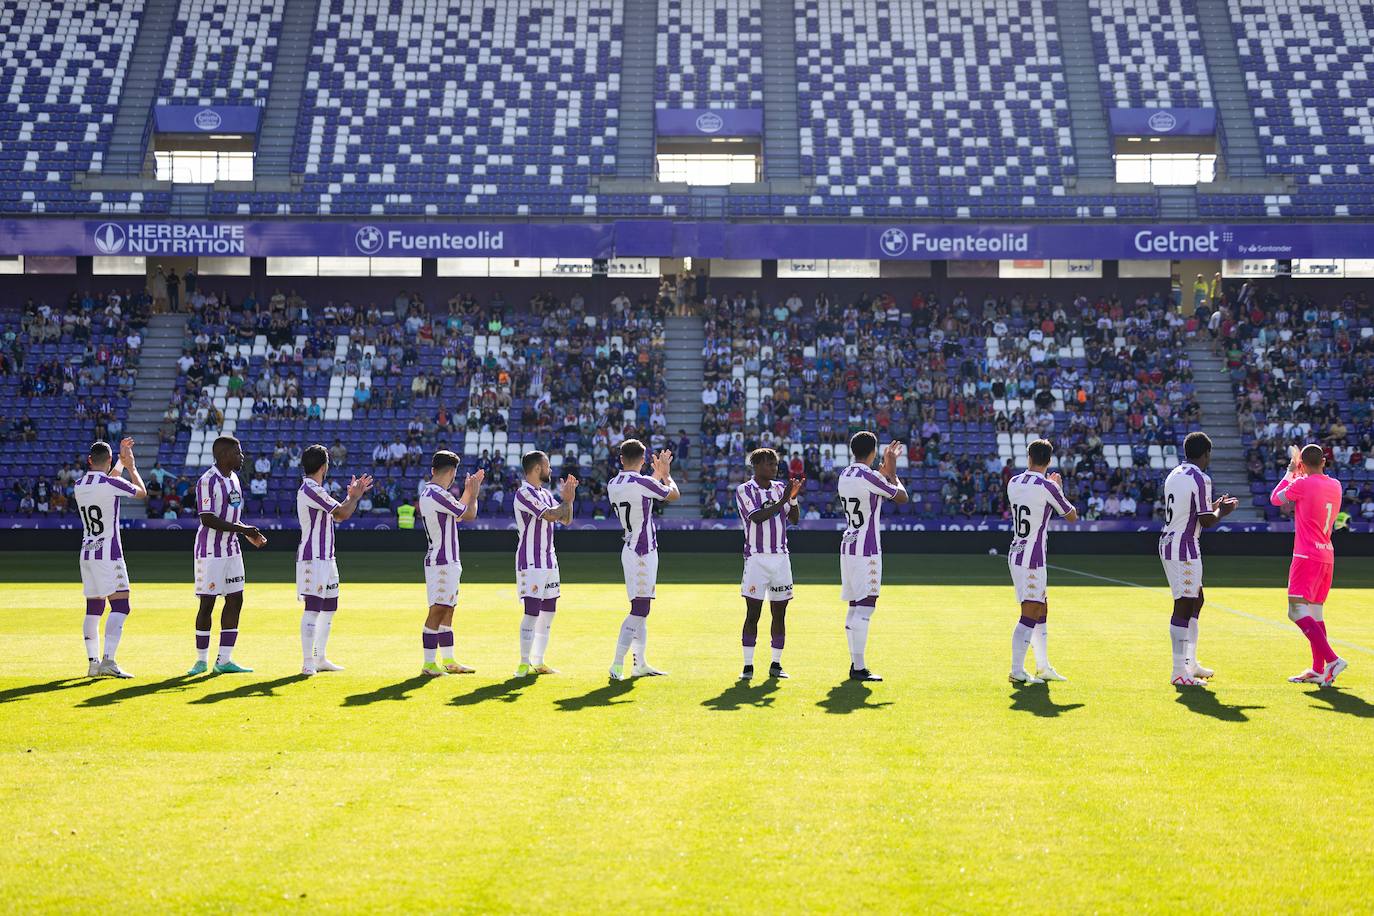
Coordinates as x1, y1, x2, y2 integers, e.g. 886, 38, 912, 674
1042, 560, 1374, 658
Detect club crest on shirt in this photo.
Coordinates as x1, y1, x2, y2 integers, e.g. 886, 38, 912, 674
228, 490, 242, 508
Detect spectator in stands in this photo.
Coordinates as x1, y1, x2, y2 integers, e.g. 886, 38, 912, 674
15, 414, 36, 442
329, 439, 347, 468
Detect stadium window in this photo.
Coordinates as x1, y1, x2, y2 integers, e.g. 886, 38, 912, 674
1344, 260, 1374, 278
266, 257, 319, 277
778, 259, 828, 279
0, 256, 23, 275
1049, 260, 1102, 279
999, 260, 1051, 279
489, 258, 541, 278
92, 256, 147, 276
368, 258, 422, 278
608, 257, 658, 277
707, 259, 762, 278
318, 257, 374, 277
436, 258, 490, 277
198, 257, 251, 276
1114, 153, 1216, 186
827, 260, 881, 278
656, 153, 759, 186
154, 150, 254, 184
1118, 260, 1172, 278
24, 256, 76, 274
540, 258, 593, 277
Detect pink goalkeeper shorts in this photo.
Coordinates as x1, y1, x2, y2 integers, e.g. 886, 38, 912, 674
1288, 556, 1334, 605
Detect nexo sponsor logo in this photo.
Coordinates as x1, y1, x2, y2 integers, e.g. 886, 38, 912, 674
1147, 111, 1178, 133
695, 112, 724, 134
194, 108, 223, 131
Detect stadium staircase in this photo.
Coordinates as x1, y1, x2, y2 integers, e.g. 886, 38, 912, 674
663, 315, 706, 517
1185, 338, 1260, 521
1158, 186, 1199, 220
1193, 0, 1267, 178
122, 314, 188, 519
615, 0, 659, 179
759, 0, 801, 180
254, 0, 322, 179
103, 0, 180, 176
1055, 0, 1115, 181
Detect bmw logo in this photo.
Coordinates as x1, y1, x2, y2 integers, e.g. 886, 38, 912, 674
879, 227, 908, 257
93, 223, 126, 254
1148, 111, 1178, 133
193, 108, 223, 131
695, 112, 724, 134
354, 225, 385, 254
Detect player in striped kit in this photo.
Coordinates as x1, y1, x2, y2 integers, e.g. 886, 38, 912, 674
1271, 444, 1348, 686
513, 450, 578, 676
74, 437, 146, 678
606, 438, 679, 680
296, 444, 373, 676
189, 436, 266, 675
1159, 432, 1238, 686
836, 431, 908, 682
418, 450, 484, 676
1005, 439, 1079, 685
735, 448, 802, 680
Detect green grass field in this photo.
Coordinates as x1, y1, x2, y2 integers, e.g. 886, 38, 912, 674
2, 551, 1372, 913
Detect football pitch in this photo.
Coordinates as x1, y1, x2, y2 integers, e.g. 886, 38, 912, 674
2, 550, 1372, 912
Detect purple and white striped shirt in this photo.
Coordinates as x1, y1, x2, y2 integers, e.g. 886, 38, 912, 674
296, 477, 341, 562
1006, 471, 1074, 569
837, 463, 901, 557
607, 471, 672, 556
419, 482, 468, 567
75, 472, 137, 561
515, 482, 559, 570
195, 467, 243, 559
1159, 462, 1213, 561
737, 478, 791, 557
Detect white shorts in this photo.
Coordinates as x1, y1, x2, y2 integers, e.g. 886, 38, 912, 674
622, 547, 659, 600
1009, 561, 1048, 604
79, 557, 130, 598
1160, 555, 1203, 599
516, 564, 561, 600
425, 562, 462, 607
840, 552, 882, 603
194, 553, 246, 597
742, 553, 794, 601
297, 559, 340, 600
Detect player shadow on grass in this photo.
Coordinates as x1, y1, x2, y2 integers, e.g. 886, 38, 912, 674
1173, 687, 1264, 722
701, 677, 781, 711
189, 674, 311, 705
816, 681, 892, 714
1306, 686, 1374, 719
449, 676, 533, 707
0, 677, 101, 705
77, 675, 202, 708
341, 675, 436, 707
553, 678, 635, 712
1008, 683, 1085, 717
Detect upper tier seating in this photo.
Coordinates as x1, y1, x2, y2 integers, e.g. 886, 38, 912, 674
656, 0, 762, 109
157, 0, 284, 105
1090, 0, 1213, 109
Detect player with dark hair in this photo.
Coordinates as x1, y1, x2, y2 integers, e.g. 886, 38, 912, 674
418, 449, 484, 676
1159, 432, 1237, 686
1272, 443, 1348, 686
1005, 438, 1079, 684
189, 436, 266, 675
295, 444, 373, 675
514, 449, 578, 676
736, 447, 802, 679
75, 437, 146, 677
607, 438, 679, 680
837, 430, 908, 682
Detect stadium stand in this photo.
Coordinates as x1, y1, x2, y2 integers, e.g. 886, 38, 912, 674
656, 0, 763, 109
157, 0, 284, 104
1090, 0, 1213, 109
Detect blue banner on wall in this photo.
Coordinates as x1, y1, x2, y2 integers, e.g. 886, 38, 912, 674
4, 218, 1374, 260
154, 105, 262, 134
655, 108, 763, 137
1108, 108, 1217, 137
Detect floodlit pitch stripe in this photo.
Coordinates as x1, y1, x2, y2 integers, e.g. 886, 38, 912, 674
1044, 560, 1374, 658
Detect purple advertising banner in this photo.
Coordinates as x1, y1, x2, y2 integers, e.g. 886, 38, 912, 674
5, 219, 1374, 261
153, 105, 262, 134
1108, 108, 1217, 137
655, 108, 764, 137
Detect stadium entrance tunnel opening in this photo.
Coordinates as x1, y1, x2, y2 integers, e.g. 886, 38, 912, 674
656, 137, 762, 186
1114, 136, 1217, 186
154, 133, 257, 184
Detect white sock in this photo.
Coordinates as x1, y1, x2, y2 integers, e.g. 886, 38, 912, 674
314, 611, 334, 659
196, 629, 211, 662
531, 611, 555, 665
216, 630, 236, 665
103, 612, 126, 660
83, 615, 101, 661
1012, 622, 1034, 674
300, 610, 320, 663
843, 608, 857, 661
849, 608, 872, 669
1187, 617, 1200, 665
613, 615, 641, 666
1031, 622, 1049, 671
632, 625, 648, 666
519, 613, 537, 664
1170, 624, 1191, 676
422, 626, 438, 665
743, 643, 756, 666
437, 625, 455, 661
